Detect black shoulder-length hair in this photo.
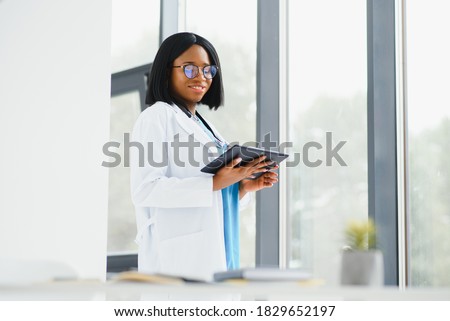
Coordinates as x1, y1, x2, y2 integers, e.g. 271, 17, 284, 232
145, 32, 224, 110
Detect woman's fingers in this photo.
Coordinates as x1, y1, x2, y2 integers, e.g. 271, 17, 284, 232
220, 155, 280, 185
226, 157, 242, 168
264, 172, 278, 180
262, 172, 278, 186
240, 155, 267, 168
240, 161, 279, 181
229, 155, 276, 171
251, 155, 267, 166
251, 161, 277, 174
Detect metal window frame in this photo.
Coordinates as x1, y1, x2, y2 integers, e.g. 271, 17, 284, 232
367, 0, 399, 286
255, 0, 281, 267
107, 254, 138, 274
394, 0, 409, 289
110, 64, 150, 111
160, 0, 179, 43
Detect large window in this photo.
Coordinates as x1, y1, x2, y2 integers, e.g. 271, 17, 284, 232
287, 0, 368, 285
184, 0, 258, 267
108, 91, 142, 254
111, 0, 160, 73
406, 0, 450, 286
107, 1, 450, 287
108, 0, 159, 258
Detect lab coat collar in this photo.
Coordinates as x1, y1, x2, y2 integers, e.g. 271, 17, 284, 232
171, 104, 220, 151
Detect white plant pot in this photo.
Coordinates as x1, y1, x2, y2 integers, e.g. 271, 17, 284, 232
340, 250, 384, 286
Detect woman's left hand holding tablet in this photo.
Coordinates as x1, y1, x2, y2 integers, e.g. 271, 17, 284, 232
212, 155, 270, 191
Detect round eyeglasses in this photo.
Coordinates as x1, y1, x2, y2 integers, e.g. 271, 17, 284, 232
172, 64, 218, 79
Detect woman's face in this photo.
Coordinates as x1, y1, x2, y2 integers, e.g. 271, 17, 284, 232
169, 44, 213, 111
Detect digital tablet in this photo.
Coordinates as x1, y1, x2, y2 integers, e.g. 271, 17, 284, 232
201, 144, 289, 179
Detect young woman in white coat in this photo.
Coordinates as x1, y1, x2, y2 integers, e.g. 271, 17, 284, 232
130, 32, 278, 281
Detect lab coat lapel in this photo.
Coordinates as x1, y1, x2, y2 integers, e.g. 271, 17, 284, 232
202, 117, 228, 146
173, 107, 215, 149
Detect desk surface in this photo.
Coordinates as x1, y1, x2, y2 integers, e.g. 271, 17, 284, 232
2, 280, 450, 301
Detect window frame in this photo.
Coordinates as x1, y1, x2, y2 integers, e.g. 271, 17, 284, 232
106, 63, 150, 274
258, 0, 401, 285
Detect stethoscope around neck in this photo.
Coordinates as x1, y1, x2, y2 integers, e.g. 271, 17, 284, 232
178, 105, 226, 151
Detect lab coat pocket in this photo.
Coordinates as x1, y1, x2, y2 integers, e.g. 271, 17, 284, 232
158, 230, 207, 278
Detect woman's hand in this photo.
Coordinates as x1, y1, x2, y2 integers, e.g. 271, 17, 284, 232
212, 155, 271, 191
239, 166, 279, 199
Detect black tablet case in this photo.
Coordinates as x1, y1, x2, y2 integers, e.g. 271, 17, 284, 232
201, 145, 289, 179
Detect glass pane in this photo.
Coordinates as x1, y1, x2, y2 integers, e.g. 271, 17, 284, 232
287, 0, 368, 285
185, 0, 257, 267
406, 1, 450, 286
107, 91, 142, 253
111, 0, 160, 73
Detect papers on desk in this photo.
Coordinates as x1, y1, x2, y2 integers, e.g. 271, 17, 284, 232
213, 268, 312, 282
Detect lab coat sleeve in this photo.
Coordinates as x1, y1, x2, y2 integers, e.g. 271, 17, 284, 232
130, 107, 213, 208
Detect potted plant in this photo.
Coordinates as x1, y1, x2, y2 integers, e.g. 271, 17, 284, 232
340, 218, 384, 286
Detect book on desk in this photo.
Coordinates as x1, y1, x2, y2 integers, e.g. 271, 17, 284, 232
213, 268, 311, 282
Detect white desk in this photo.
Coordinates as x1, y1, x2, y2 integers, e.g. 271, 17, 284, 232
2, 281, 450, 301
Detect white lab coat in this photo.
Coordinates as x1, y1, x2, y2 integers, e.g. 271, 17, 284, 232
130, 101, 244, 281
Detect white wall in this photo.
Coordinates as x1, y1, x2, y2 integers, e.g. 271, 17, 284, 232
0, 0, 111, 280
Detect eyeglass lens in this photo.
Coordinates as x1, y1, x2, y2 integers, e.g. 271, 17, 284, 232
183, 64, 217, 79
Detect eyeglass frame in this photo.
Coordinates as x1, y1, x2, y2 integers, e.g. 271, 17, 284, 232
171, 64, 219, 79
